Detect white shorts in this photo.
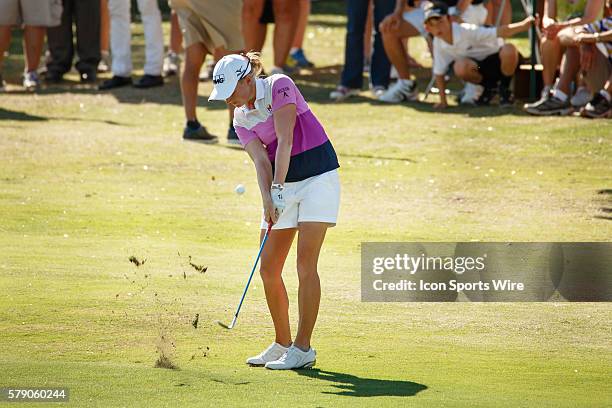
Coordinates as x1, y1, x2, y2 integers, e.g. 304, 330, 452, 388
261, 169, 341, 230
403, 7, 427, 37
449, 4, 488, 26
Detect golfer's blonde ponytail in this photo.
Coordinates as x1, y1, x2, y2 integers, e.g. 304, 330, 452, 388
244, 51, 264, 77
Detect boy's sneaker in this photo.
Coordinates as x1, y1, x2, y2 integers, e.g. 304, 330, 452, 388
290, 48, 314, 68
499, 84, 514, 108
227, 126, 241, 145
371, 85, 386, 98
459, 83, 484, 105
570, 86, 592, 108
475, 86, 495, 106
246, 342, 289, 366
265, 345, 316, 370
329, 85, 360, 101
163, 51, 181, 77
524, 93, 571, 116
581, 92, 611, 119
23, 71, 40, 91
378, 79, 418, 103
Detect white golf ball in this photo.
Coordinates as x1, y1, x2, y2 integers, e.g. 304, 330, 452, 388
235, 184, 245, 195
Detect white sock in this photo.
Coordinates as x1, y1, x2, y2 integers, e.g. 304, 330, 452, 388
290, 47, 300, 54
553, 88, 568, 102
600, 90, 611, 102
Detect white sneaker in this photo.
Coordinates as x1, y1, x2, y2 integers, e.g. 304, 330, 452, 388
329, 85, 360, 101
265, 345, 316, 370
460, 83, 484, 105
378, 79, 418, 103
23, 71, 39, 91
570, 86, 592, 107
371, 85, 386, 98
246, 342, 289, 366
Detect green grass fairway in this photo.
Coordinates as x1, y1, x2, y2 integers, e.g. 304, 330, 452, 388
1, 2, 611, 407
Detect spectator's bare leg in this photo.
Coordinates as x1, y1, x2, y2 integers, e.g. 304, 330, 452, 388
486, 0, 511, 26
292, 0, 310, 50
181, 42, 207, 122
170, 11, 182, 54
453, 57, 482, 84
242, 0, 266, 52
100, 0, 110, 54
541, 36, 563, 88
272, 0, 298, 69
23, 26, 45, 73
0, 26, 11, 70
555, 47, 580, 96
381, 19, 419, 80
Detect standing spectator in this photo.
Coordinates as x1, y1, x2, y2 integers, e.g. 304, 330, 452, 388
98, 0, 111, 73
329, 0, 396, 101
99, 0, 164, 90
242, 0, 298, 74
378, 0, 429, 103
162, 9, 182, 77
46, 0, 100, 84
288, 0, 315, 68
170, 0, 244, 143
523, 0, 606, 113
424, 1, 537, 108
0, 0, 62, 91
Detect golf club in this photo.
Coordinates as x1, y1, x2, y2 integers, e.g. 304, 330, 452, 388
217, 222, 273, 329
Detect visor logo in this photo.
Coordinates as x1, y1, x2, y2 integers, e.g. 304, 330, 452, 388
213, 74, 225, 85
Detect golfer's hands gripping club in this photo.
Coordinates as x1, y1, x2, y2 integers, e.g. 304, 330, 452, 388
266, 183, 285, 225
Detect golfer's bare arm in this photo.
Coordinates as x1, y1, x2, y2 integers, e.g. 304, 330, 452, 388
272, 103, 296, 185
244, 139, 274, 204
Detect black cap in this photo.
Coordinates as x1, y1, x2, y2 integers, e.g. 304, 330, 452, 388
424, 1, 449, 22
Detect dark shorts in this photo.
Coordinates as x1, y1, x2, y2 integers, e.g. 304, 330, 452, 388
259, 0, 274, 24
474, 51, 503, 87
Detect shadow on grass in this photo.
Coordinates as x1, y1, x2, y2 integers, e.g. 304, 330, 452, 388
296, 368, 428, 397
0, 107, 48, 122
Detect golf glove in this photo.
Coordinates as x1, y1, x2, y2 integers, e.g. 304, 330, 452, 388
270, 183, 285, 219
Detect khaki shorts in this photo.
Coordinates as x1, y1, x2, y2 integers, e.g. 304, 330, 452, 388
0, 0, 62, 27
170, 0, 244, 52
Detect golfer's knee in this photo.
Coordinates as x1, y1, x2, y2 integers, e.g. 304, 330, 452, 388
296, 261, 318, 282
243, 0, 261, 20
259, 266, 281, 284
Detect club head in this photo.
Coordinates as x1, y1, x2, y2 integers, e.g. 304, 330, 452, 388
216, 320, 232, 330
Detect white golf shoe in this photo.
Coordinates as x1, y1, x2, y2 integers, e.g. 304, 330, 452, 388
246, 342, 289, 366
265, 345, 316, 370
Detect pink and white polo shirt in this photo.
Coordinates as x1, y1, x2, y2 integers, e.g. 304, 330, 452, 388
233, 74, 339, 182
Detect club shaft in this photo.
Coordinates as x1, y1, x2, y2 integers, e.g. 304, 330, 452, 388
231, 226, 271, 326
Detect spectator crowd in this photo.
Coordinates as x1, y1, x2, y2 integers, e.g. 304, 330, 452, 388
0, 0, 609, 141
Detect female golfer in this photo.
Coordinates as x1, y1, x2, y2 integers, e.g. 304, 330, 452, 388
209, 53, 340, 369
